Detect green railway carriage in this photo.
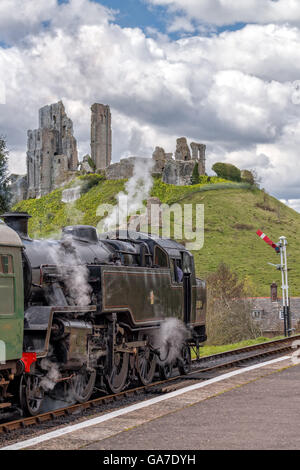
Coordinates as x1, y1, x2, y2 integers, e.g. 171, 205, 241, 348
0, 221, 24, 406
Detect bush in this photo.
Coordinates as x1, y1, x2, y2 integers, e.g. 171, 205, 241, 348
212, 162, 241, 182
206, 263, 261, 345
241, 170, 255, 186
79, 174, 105, 194
191, 162, 200, 185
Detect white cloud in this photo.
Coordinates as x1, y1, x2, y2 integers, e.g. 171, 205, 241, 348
1, 0, 300, 209
0, 0, 114, 43
147, 0, 300, 28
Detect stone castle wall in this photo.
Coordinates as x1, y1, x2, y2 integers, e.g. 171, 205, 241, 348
11, 101, 207, 203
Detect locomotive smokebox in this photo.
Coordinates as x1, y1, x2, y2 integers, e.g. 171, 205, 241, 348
1, 212, 32, 240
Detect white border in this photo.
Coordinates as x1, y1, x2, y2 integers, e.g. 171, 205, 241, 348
1, 355, 291, 450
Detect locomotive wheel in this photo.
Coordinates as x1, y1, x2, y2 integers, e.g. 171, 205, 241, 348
70, 368, 96, 403
137, 340, 156, 385
106, 352, 129, 394
159, 362, 173, 380
178, 345, 191, 376
20, 375, 45, 416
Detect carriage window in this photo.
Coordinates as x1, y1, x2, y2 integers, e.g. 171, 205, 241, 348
154, 247, 168, 267
0, 255, 13, 274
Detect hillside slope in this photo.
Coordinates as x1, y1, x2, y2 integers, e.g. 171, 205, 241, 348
13, 176, 300, 296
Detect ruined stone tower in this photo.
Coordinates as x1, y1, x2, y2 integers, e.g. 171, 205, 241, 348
27, 101, 78, 198
190, 142, 206, 175
91, 103, 112, 170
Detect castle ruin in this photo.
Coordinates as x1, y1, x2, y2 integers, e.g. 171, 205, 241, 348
27, 101, 78, 198
91, 103, 112, 170
10, 100, 207, 203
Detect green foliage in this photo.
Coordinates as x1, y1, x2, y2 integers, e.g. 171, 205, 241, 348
241, 169, 255, 186
78, 173, 106, 194
191, 162, 200, 185
212, 162, 241, 182
13, 175, 300, 297
0, 137, 11, 212
87, 156, 96, 172
192, 335, 284, 357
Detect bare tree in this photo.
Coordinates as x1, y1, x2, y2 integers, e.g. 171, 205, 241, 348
206, 263, 261, 345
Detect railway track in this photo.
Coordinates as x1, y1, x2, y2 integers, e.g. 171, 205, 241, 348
0, 335, 298, 436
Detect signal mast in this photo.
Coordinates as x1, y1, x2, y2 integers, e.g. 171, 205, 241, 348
256, 230, 291, 337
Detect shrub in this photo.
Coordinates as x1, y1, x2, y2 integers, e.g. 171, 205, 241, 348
241, 170, 255, 186
212, 162, 241, 182
191, 162, 200, 185
206, 263, 261, 345
79, 174, 105, 194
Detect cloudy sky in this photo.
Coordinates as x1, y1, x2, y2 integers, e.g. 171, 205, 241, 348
0, 0, 300, 210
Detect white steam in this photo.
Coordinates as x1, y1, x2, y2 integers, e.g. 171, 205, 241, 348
103, 158, 154, 232
40, 358, 61, 392
155, 318, 190, 365
49, 237, 92, 306
61, 186, 82, 204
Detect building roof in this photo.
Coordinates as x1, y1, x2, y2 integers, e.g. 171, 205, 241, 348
0, 223, 23, 248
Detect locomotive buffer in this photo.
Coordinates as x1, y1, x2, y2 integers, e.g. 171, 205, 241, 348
256, 230, 291, 337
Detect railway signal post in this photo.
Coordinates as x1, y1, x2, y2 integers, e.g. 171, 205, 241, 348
256, 231, 291, 337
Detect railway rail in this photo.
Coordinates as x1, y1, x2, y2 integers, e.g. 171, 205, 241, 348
0, 335, 298, 437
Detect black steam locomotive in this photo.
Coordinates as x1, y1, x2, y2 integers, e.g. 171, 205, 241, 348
0, 212, 206, 416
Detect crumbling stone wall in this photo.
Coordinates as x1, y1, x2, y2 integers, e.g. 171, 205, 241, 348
105, 157, 150, 180
190, 142, 206, 175
27, 101, 78, 199
175, 137, 191, 161
162, 159, 196, 186
91, 103, 112, 170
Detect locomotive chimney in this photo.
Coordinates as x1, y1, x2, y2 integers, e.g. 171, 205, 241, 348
1, 212, 32, 240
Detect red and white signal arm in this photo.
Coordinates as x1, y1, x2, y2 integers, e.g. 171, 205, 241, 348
256, 230, 280, 253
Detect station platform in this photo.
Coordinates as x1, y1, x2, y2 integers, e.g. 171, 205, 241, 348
4, 355, 299, 450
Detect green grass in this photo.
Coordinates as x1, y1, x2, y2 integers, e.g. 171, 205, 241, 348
13, 174, 300, 296
197, 335, 284, 358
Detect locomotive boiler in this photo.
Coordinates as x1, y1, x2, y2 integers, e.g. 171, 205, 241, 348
0, 212, 206, 416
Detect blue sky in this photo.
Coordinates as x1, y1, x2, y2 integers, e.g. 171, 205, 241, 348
60, 0, 247, 38
92, 0, 167, 31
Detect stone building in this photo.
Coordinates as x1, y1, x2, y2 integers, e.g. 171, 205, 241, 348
250, 283, 300, 335
91, 103, 112, 170
27, 101, 78, 198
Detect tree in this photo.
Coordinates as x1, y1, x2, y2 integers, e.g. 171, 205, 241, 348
0, 137, 11, 212
241, 169, 255, 186
206, 263, 261, 345
191, 162, 200, 185
212, 162, 241, 182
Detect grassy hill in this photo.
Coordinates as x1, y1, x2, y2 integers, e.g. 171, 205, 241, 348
13, 175, 300, 297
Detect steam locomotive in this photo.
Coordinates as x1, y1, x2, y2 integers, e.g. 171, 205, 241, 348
0, 212, 206, 416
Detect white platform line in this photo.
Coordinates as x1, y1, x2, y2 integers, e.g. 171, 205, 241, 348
1, 355, 291, 450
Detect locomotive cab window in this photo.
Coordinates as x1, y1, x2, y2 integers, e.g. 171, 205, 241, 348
171, 258, 183, 283
154, 247, 168, 268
